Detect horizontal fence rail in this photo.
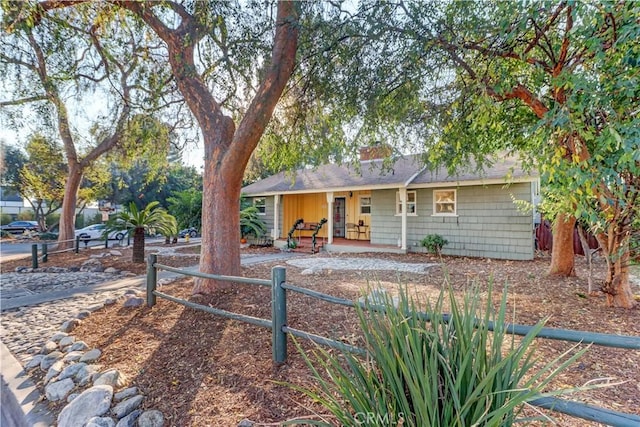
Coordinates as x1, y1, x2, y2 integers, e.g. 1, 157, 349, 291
146, 255, 640, 426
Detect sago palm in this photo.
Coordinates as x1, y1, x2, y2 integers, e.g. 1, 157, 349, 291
107, 201, 177, 263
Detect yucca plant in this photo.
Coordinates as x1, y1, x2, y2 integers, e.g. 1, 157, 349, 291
106, 201, 177, 263
289, 284, 590, 426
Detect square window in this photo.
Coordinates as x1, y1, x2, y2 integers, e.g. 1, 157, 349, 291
253, 197, 266, 215
396, 191, 417, 215
360, 196, 371, 215
433, 190, 456, 215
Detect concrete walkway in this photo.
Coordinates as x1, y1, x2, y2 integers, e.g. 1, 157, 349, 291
0, 250, 300, 426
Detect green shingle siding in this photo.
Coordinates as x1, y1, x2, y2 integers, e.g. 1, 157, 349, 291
370, 183, 534, 260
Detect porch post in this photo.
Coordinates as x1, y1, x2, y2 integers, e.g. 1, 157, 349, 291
399, 187, 407, 250
326, 192, 334, 244
273, 194, 280, 239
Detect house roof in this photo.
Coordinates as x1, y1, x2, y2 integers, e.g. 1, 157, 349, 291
242, 154, 537, 196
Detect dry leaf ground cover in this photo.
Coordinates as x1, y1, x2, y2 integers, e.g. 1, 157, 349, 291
2, 243, 639, 426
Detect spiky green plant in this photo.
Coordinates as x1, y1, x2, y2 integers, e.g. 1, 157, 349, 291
106, 201, 177, 263
240, 206, 267, 239
289, 284, 590, 426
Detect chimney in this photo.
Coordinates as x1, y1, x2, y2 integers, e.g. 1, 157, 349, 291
359, 142, 392, 161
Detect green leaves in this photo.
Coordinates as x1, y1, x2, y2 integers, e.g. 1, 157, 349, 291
291, 283, 589, 426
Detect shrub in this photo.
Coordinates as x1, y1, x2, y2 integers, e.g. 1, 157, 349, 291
292, 284, 588, 426
39, 232, 59, 240
420, 233, 448, 255
16, 210, 35, 220
0, 213, 12, 225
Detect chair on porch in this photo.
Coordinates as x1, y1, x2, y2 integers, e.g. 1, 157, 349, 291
346, 223, 359, 239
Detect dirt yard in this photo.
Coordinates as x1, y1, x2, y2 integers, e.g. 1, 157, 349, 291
2, 244, 639, 426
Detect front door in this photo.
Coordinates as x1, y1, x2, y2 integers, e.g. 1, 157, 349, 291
333, 197, 346, 237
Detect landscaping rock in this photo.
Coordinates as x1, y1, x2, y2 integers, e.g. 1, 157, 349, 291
57, 385, 113, 427
115, 409, 141, 427
40, 351, 64, 370
137, 410, 164, 427
63, 351, 84, 362
25, 354, 44, 370
112, 395, 144, 419
50, 332, 69, 342
59, 336, 75, 347
104, 267, 119, 274
41, 340, 58, 354
123, 296, 144, 308
45, 378, 75, 401
59, 362, 85, 380
68, 340, 89, 352
45, 360, 65, 383
76, 310, 92, 320
94, 369, 127, 388
114, 387, 138, 401
238, 419, 254, 427
80, 348, 102, 363
86, 416, 116, 427
61, 318, 82, 333
75, 363, 102, 385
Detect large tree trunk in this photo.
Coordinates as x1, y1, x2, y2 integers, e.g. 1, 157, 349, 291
548, 213, 576, 276
121, 1, 300, 296
597, 226, 635, 308
57, 162, 83, 250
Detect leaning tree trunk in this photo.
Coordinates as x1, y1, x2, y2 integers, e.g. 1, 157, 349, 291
548, 213, 576, 276
132, 227, 146, 263
57, 162, 83, 250
597, 225, 635, 308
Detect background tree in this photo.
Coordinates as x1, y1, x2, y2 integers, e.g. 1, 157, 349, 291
167, 188, 202, 231
107, 201, 177, 263
0, 142, 27, 188
1, 3, 177, 248
18, 134, 66, 230
326, 1, 638, 307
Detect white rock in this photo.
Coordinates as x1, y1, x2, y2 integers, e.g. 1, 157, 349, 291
115, 409, 141, 427
67, 392, 80, 403
109, 250, 123, 256
59, 336, 76, 347
68, 341, 89, 352
94, 369, 127, 389
114, 387, 138, 401
40, 351, 63, 371
112, 395, 144, 419
41, 340, 58, 354
57, 385, 113, 427
137, 410, 164, 427
80, 348, 102, 363
63, 351, 84, 362
61, 319, 82, 333
104, 267, 119, 274
50, 332, 69, 342
123, 296, 144, 308
86, 416, 116, 427
45, 360, 65, 383
75, 364, 102, 385
59, 362, 85, 380
25, 355, 45, 370
45, 378, 75, 401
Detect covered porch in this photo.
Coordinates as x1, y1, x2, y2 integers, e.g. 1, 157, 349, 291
273, 236, 406, 254
275, 190, 373, 244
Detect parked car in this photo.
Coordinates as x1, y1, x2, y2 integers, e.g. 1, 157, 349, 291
0, 221, 41, 234
178, 227, 198, 238
75, 224, 125, 241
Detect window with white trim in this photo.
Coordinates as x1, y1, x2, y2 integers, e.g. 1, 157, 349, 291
433, 189, 456, 215
359, 196, 371, 215
253, 197, 266, 215
396, 191, 417, 215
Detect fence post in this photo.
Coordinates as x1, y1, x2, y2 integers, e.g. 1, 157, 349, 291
146, 254, 157, 307
31, 244, 38, 269
105, 236, 109, 249
41, 243, 48, 263
75, 236, 80, 254
271, 266, 287, 364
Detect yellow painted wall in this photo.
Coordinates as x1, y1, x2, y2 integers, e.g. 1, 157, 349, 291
281, 190, 371, 238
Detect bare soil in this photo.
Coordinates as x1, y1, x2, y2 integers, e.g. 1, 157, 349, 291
2, 245, 639, 426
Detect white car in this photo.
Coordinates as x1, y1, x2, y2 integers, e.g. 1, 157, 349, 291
75, 224, 126, 241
